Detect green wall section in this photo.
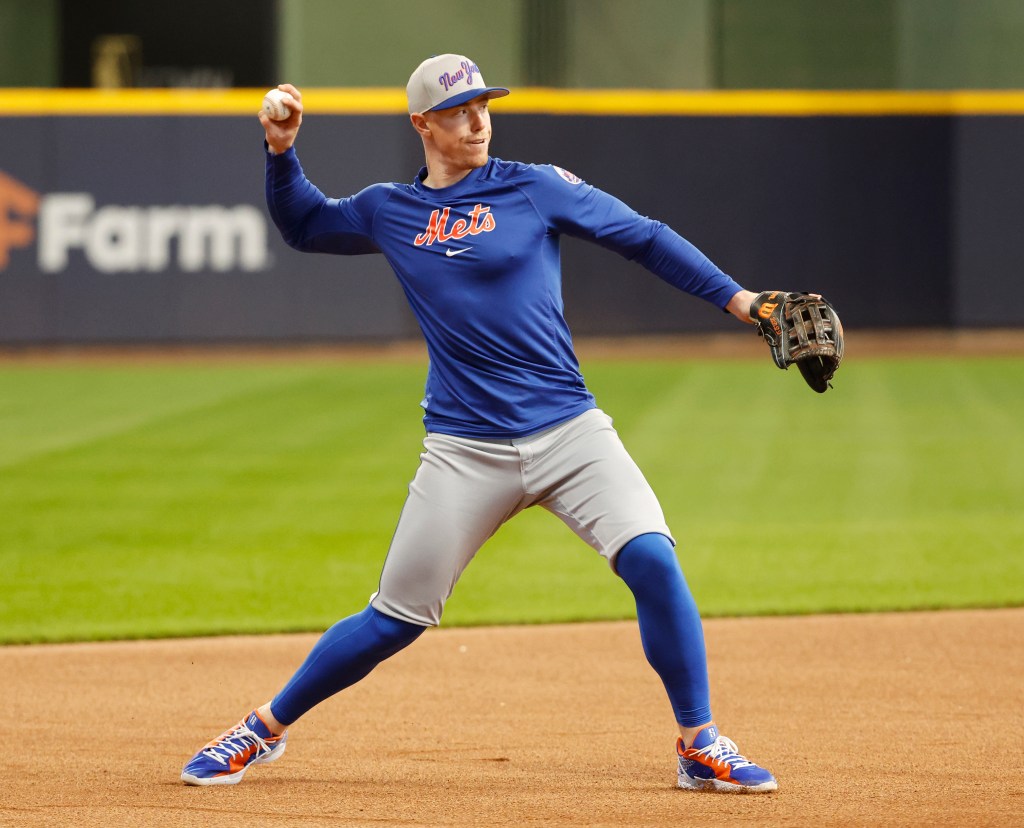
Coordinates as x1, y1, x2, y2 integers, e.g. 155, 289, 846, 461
717, 0, 899, 88
4, 0, 1024, 91
566, 0, 713, 89
717, 0, 1024, 89
0, 0, 58, 86
278, 0, 522, 87
278, 0, 1024, 90
898, 0, 1024, 89
277, 0, 712, 88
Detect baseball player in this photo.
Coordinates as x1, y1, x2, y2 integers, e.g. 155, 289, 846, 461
181, 54, 777, 793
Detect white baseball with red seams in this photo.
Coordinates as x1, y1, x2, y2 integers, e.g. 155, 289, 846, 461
262, 89, 291, 121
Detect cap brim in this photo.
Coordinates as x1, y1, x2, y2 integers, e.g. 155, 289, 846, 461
428, 87, 510, 112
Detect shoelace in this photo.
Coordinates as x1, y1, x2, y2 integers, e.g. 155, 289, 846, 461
201, 722, 272, 766
690, 735, 755, 770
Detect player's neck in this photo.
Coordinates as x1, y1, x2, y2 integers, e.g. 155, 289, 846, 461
421, 157, 487, 190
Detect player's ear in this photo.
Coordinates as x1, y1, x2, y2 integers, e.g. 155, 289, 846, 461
410, 112, 431, 137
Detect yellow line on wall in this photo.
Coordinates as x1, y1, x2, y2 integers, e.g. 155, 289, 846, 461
3, 88, 406, 115
504, 89, 1024, 116
6, 88, 1024, 116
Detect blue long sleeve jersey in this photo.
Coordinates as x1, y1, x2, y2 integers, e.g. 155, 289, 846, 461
266, 149, 743, 439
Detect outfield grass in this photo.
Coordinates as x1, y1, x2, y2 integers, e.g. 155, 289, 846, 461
1, 355, 1022, 643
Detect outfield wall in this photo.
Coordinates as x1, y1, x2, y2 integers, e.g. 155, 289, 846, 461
1, 91, 1022, 344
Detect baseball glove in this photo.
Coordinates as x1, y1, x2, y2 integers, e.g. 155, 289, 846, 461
750, 291, 844, 393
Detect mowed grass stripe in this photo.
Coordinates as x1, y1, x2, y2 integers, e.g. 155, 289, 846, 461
0, 357, 1022, 643
0, 363, 428, 641
0, 365, 327, 470
658, 359, 1024, 614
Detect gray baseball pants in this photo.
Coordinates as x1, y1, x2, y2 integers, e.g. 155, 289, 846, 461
370, 408, 674, 626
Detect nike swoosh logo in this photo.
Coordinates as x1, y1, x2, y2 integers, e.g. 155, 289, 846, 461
445, 247, 473, 257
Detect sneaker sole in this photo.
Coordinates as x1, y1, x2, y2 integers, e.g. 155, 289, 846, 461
181, 737, 287, 786
677, 774, 778, 794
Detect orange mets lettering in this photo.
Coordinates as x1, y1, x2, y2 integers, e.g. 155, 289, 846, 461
414, 204, 496, 247
0, 171, 41, 270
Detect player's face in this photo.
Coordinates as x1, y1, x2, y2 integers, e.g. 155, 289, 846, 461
423, 96, 492, 171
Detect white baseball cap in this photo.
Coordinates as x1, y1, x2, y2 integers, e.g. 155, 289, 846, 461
406, 54, 509, 114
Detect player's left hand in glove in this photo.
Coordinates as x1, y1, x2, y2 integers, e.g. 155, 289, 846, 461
750, 291, 844, 393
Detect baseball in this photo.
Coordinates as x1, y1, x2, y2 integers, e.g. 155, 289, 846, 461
262, 88, 291, 121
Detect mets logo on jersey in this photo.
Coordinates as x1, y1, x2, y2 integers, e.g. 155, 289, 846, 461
553, 166, 582, 185
414, 204, 496, 247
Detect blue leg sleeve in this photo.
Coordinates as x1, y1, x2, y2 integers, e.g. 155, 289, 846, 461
270, 605, 425, 725
616, 532, 713, 727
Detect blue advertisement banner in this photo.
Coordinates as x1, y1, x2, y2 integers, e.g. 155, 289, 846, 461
1, 111, 1021, 343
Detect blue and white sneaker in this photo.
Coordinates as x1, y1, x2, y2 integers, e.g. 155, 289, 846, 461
181, 710, 288, 786
677, 724, 777, 793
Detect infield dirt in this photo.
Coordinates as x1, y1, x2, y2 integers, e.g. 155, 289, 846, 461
2, 608, 1021, 827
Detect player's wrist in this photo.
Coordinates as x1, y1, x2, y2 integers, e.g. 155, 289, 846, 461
726, 289, 756, 323
264, 139, 294, 157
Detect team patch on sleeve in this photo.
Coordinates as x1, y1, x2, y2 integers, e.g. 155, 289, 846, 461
553, 166, 583, 185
